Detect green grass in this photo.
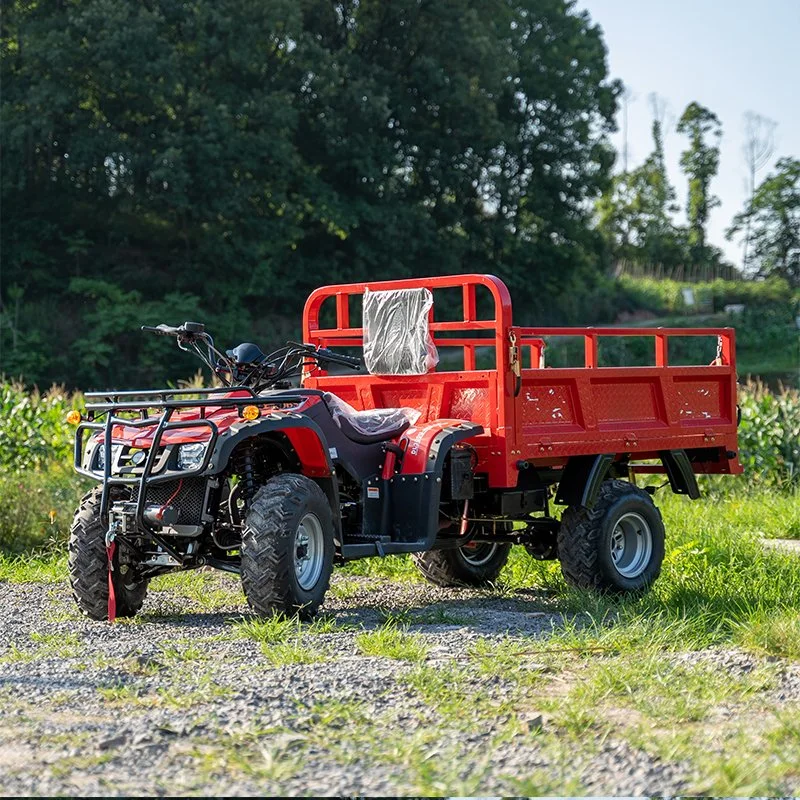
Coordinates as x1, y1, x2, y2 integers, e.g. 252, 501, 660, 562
354, 489, 800, 660
340, 553, 422, 581
355, 624, 429, 661
0, 464, 89, 554
733, 608, 800, 659
234, 614, 336, 665
149, 569, 245, 611
0, 551, 67, 583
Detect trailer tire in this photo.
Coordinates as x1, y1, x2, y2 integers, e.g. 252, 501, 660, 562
241, 474, 334, 620
413, 541, 511, 587
68, 488, 149, 621
558, 479, 664, 594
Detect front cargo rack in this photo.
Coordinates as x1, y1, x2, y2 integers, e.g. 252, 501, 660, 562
75, 386, 318, 527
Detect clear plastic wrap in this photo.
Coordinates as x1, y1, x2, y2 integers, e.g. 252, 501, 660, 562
324, 392, 420, 436
362, 287, 439, 375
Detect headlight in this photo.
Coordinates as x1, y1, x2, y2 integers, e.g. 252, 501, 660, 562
96, 443, 122, 470
178, 442, 207, 470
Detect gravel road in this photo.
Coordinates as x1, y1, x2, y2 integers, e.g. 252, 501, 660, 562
1, 571, 797, 796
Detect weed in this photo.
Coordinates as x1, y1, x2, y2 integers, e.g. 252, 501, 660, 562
355, 624, 429, 662
733, 608, 800, 659
235, 615, 300, 645
262, 639, 326, 667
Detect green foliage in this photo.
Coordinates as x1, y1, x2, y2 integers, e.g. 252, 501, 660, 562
599, 100, 731, 277
678, 102, 722, 264
597, 117, 685, 269
0, 464, 88, 554
737, 381, 800, 488
616, 274, 793, 316
0, 382, 80, 471
1, 0, 619, 389
728, 157, 800, 288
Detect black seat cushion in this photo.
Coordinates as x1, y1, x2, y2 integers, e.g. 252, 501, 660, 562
333, 409, 411, 444
322, 393, 414, 444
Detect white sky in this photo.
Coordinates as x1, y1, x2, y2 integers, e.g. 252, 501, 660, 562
576, 0, 800, 266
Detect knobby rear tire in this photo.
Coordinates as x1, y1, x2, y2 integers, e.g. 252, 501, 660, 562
68, 487, 149, 621
240, 474, 335, 620
413, 542, 511, 587
557, 479, 665, 594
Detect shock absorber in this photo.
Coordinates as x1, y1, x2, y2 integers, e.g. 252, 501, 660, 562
235, 443, 258, 505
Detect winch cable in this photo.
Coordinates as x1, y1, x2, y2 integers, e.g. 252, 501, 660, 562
157, 479, 183, 521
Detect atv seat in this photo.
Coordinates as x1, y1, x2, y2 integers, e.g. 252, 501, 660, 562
322, 392, 416, 444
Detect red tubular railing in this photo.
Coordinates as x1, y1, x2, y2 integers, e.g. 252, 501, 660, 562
513, 327, 737, 369
303, 273, 513, 374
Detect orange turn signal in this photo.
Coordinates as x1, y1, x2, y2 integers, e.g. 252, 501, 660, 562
66, 410, 82, 426
241, 405, 259, 421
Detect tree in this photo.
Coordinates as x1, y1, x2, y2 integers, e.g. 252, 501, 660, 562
677, 102, 722, 265
596, 96, 683, 269
740, 111, 777, 270
1, 0, 619, 387
728, 158, 800, 287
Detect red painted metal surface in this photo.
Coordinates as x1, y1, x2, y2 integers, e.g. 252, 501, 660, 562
303, 274, 742, 487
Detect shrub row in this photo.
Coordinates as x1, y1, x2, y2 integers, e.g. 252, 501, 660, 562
616, 275, 797, 317
737, 381, 800, 489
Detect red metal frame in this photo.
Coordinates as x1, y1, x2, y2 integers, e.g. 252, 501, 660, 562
303, 274, 742, 487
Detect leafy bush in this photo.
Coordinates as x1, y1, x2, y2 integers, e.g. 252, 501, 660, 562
737, 381, 800, 489
617, 275, 794, 317
0, 464, 88, 554
0, 382, 81, 472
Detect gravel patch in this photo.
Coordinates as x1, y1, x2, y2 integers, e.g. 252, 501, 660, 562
0, 572, 795, 795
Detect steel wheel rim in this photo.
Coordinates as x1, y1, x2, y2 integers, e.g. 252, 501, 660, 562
609, 511, 653, 579
294, 512, 324, 590
460, 541, 499, 567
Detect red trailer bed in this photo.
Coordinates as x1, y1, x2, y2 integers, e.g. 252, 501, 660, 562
303, 273, 742, 488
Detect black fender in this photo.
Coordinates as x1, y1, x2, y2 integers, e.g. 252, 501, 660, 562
555, 453, 615, 508
208, 414, 343, 542
659, 449, 701, 499
556, 449, 701, 509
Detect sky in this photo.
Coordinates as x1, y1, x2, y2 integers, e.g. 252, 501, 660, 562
576, 0, 800, 266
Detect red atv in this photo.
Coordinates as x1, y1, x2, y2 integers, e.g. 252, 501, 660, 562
69, 274, 741, 620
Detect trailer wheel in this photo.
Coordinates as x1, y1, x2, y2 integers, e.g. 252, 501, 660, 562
241, 474, 335, 619
557, 479, 665, 593
413, 541, 511, 587
68, 488, 149, 620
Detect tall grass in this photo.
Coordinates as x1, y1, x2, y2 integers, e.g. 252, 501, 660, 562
737, 380, 800, 488
0, 382, 82, 471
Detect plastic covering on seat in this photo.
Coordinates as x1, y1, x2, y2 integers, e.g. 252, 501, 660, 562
362, 287, 439, 375
323, 393, 420, 444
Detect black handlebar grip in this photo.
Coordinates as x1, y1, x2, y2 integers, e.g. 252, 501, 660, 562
316, 347, 362, 369
141, 325, 176, 336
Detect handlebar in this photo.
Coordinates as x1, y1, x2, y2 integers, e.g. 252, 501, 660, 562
143, 326, 361, 391
141, 324, 181, 337
286, 341, 361, 370
315, 347, 362, 370
141, 321, 206, 341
